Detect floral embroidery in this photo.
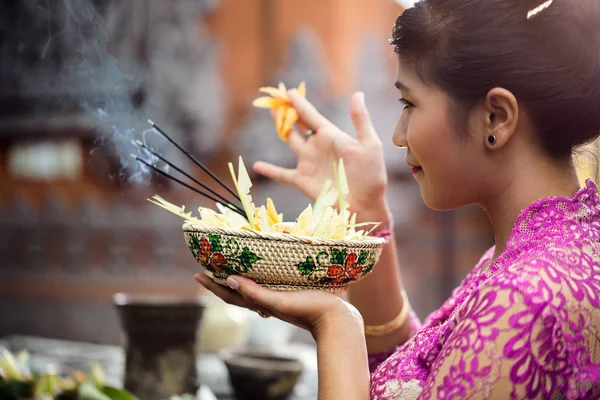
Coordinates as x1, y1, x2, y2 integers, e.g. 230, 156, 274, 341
450, 289, 506, 353
296, 248, 375, 285
196, 236, 227, 273
188, 233, 261, 274
370, 179, 600, 400
437, 357, 492, 399
327, 252, 364, 284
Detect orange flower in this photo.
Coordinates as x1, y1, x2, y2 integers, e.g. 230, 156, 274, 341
326, 253, 364, 285
197, 237, 226, 273
210, 252, 227, 273
252, 82, 306, 141
198, 238, 211, 265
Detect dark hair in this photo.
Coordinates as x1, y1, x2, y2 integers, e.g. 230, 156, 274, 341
391, 0, 600, 159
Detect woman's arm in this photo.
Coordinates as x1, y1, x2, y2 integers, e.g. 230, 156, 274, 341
194, 273, 372, 399
347, 201, 414, 354
313, 307, 371, 400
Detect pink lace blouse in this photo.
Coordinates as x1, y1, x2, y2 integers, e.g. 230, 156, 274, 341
370, 179, 600, 399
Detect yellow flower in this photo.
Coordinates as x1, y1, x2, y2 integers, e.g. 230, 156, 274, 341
252, 82, 306, 141
266, 198, 283, 226
149, 158, 381, 240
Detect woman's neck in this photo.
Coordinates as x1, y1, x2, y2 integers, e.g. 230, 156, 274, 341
482, 158, 581, 261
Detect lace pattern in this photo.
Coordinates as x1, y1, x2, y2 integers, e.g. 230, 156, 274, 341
370, 180, 600, 399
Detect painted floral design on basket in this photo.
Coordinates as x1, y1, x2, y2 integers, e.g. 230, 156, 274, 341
296, 248, 376, 285
188, 234, 261, 274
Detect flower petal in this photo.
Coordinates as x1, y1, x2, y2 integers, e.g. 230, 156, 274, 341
332, 276, 346, 285
327, 265, 344, 277
279, 107, 298, 141
348, 265, 363, 279
297, 81, 306, 97
199, 238, 211, 264
345, 253, 358, 271
252, 96, 284, 108
278, 82, 288, 99
210, 252, 227, 273
276, 107, 286, 136
258, 86, 287, 100
266, 198, 281, 226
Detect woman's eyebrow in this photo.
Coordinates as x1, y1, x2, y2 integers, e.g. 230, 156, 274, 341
394, 80, 410, 92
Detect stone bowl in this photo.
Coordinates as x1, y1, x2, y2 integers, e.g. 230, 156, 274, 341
219, 348, 303, 400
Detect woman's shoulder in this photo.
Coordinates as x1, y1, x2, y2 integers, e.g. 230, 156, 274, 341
490, 241, 600, 306
441, 249, 600, 399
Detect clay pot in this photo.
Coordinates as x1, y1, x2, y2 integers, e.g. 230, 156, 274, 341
114, 294, 205, 400
220, 348, 303, 400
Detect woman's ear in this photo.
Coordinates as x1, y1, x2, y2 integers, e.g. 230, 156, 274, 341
483, 87, 519, 150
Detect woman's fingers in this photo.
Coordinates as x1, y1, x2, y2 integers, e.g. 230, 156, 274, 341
195, 273, 276, 316
295, 119, 310, 136
349, 91, 381, 146
252, 161, 296, 185
288, 90, 334, 131
225, 276, 280, 308
196, 273, 348, 332
211, 274, 291, 318
195, 273, 250, 309
286, 128, 305, 154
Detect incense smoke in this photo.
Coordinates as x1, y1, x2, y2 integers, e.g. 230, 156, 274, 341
0, 0, 225, 184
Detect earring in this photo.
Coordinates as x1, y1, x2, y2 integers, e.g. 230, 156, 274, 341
487, 135, 497, 145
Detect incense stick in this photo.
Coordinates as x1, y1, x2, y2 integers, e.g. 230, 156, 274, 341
135, 140, 241, 210
131, 154, 247, 217
147, 119, 241, 202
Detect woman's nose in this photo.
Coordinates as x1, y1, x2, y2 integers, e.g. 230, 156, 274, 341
392, 117, 408, 148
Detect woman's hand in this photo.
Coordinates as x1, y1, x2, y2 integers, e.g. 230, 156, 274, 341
253, 91, 389, 216
194, 273, 363, 338
196, 273, 372, 398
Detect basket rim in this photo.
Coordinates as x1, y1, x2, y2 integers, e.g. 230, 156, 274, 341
182, 222, 386, 247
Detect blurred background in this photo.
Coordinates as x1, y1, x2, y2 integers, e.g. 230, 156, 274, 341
0, 0, 495, 344
0, 0, 533, 398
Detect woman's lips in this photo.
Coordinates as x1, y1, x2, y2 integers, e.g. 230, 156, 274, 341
411, 166, 422, 174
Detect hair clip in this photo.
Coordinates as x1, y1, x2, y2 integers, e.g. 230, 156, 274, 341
527, 0, 554, 20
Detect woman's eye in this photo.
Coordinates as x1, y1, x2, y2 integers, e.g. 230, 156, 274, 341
398, 98, 414, 110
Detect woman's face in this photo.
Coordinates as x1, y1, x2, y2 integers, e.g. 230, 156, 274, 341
392, 62, 488, 210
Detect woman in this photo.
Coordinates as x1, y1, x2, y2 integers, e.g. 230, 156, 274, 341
195, 0, 600, 398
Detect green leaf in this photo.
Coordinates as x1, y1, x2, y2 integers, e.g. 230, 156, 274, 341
316, 251, 329, 267
224, 239, 240, 257
0, 348, 22, 380
35, 374, 62, 397
78, 382, 111, 400
357, 251, 369, 265
100, 385, 139, 400
296, 257, 316, 276
239, 247, 259, 271
208, 234, 222, 252
223, 264, 236, 275
188, 236, 201, 251
318, 276, 332, 285
331, 248, 347, 265
188, 236, 201, 259
90, 363, 105, 387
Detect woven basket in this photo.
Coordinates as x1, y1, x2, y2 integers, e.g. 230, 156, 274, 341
183, 223, 386, 292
